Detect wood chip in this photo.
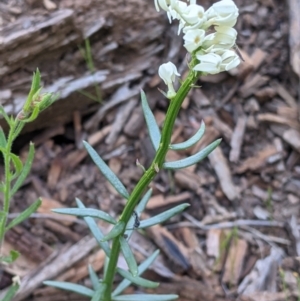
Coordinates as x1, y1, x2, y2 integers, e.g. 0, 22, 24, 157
238, 247, 284, 296
222, 238, 248, 285
230, 115, 247, 162
288, 0, 300, 76
146, 223, 190, 273
236, 145, 278, 173
282, 128, 300, 152
38, 197, 77, 226
239, 74, 270, 98
146, 192, 192, 210
209, 146, 240, 201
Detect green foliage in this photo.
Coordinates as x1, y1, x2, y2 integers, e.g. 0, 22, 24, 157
78, 38, 102, 103
46, 85, 221, 300
2, 282, 20, 301
0, 70, 55, 300
83, 141, 130, 199
1, 249, 20, 264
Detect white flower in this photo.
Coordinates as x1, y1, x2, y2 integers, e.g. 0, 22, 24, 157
202, 26, 237, 49
181, 4, 206, 25
194, 53, 222, 74
205, 0, 238, 27
158, 62, 181, 98
183, 29, 205, 53
220, 49, 240, 71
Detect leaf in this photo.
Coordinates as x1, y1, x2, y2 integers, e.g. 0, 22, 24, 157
112, 250, 160, 297
0, 106, 12, 125
1, 249, 20, 264
163, 139, 221, 170
117, 268, 159, 289
2, 283, 19, 301
141, 90, 161, 151
5, 199, 41, 231
119, 236, 138, 277
169, 121, 205, 150
88, 264, 100, 290
83, 141, 130, 199
43, 281, 94, 297
101, 221, 125, 242
103, 255, 110, 279
139, 204, 190, 229
76, 198, 110, 257
23, 69, 41, 113
112, 294, 178, 301
124, 189, 152, 239
0, 127, 6, 148
22, 106, 40, 123
91, 283, 107, 301
52, 208, 116, 224
11, 142, 35, 198
10, 153, 23, 176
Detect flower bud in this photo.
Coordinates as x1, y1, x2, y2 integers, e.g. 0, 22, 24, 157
158, 62, 180, 99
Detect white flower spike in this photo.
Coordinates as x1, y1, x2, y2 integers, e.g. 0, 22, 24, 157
158, 62, 180, 99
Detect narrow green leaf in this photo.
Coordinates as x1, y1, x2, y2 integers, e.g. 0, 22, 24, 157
22, 106, 40, 123
113, 250, 160, 297
10, 153, 23, 176
139, 204, 190, 229
5, 199, 41, 231
170, 121, 205, 150
103, 255, 110, 279
112, 294, 178, 301
11, 122, 25, 142
52, 208, 116, 224
32, 69, 41, 94
117, 268, 159, 289
91, 283, 107, 301
163, 139, 221, 170
1, 250, 20, 264
2, 283, 19, 301
43, 281, 94, 297
11, 142, 35, 198
88, 264, 101, 291
119, 236, 138, 277
76, 198, 110, 257
125, 189, 152, 239
23, 69, 41, 113
83, 141, 130, 199
0, 106, 12, 125
0, 127, 7, 148
141, 90, 161, 151
101, 221, 125, 242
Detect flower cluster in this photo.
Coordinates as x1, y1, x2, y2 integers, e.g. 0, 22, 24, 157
156, 0, 241, 98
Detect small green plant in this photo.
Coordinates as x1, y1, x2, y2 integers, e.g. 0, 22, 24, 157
78, 38, 102, 103
45, 0, 241, 300
0, 70, 56, 300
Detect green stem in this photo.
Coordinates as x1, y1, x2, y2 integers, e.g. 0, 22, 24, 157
0, 120, 22, 255
102, 65, 200, 300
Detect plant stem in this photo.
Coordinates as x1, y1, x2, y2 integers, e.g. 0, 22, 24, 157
102, 65, 200, 300
0, 121, 21, 256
